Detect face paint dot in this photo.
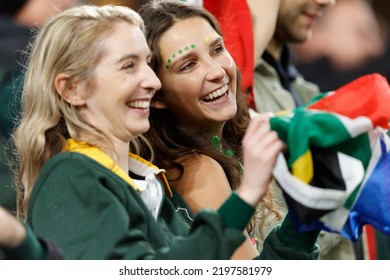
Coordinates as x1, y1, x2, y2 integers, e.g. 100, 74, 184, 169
172, 54, 176, 58
206, 37, 210, 42
185, 47, 189, 51
166, 65, 169, 70
191, 44, 195, 48
178, 50, 183, 54
168, 59, 171, 63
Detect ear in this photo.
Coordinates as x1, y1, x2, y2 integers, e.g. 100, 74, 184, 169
55, 73, 85, 106
150, 93, 168, 109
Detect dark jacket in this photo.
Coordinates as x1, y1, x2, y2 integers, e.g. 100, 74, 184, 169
0, 15, 32, 210
0, 14, 32, 136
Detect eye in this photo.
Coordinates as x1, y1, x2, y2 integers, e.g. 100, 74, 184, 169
179, 61, 196, 72
122, 62, 135, 70
211, 45, 224, 55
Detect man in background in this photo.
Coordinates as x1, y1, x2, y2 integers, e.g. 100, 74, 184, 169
293, 0, 386, 91
252, 0, 359, 260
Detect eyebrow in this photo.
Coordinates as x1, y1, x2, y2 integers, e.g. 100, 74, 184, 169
165, 43, 196, 70
116, 54, 137, 64
167, 35, 222, 70
116, 53, 152, 64
209, 35, 222, 46
168, 52, 193, 70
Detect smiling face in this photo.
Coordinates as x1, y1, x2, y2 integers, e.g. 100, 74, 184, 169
155, 16, 238, 134
79, 21, 161, 143
276, 0, 335, 43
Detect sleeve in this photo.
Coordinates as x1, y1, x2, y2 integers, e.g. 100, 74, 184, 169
4, 224, 45, 260
257, 213, 320, 260
28, 157, 256, 260
39, 238, 66, 260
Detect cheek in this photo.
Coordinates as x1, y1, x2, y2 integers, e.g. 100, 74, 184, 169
169, 93, 191, 107
225, 57, 237, 83
165, 77, 200, 98
160, 85, 185, 108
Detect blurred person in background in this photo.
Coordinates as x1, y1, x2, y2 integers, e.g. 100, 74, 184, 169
293, 0, 388, 91
0, 0, 79, 211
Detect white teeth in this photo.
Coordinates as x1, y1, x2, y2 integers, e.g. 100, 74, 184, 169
204, 84, 228, 101
127, 101, 150, 109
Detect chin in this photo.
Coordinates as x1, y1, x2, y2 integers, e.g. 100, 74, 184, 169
222, 108, 238, 122
133, 125, 150, 136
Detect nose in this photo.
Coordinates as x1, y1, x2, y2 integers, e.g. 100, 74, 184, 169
315, 0, 336, 6
143, 66, 162, 92
205, 58, 225, 81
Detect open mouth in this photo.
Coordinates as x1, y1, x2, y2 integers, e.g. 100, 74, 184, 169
126, 100, 150, 109
202, 84, 229, 102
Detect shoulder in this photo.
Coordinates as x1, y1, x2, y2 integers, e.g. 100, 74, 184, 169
175, 154, 227, 182
254, 58, 276, 77
171, 154, 232, 213
167, 154, 229, 188
35, 152, 104, 181
38, 152, 115, 177
28, 152, 138, 226
31, 152, 98, 194
30, 152, 130, 204
180, 154, 223, 171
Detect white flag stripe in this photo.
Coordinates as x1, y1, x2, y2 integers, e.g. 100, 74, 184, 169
272, 153, 362, 210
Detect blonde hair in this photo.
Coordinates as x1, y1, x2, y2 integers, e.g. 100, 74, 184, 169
12, 5, 145, 218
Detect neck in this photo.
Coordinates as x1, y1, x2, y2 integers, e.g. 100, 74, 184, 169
266, 37, 284, 61
104, 139, 130, 173
208, 121, 225, 138
182, 120, 225, 139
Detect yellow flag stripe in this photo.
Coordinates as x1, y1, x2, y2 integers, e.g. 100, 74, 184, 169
291, 150, 313, 183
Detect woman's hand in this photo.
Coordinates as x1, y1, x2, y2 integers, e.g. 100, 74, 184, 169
236, 114, 284, 206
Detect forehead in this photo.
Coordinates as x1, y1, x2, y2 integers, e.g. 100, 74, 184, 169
99, 21, 149, 59
158, 17, 217, 59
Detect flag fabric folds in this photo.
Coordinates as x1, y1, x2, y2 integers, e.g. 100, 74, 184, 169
270, 73, 390, 241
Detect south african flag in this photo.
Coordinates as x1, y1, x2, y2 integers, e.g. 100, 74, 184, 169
270, 73, 390, 241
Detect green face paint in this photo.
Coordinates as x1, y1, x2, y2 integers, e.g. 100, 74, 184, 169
164, 34, 217, 70
165, 44, 196, 70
